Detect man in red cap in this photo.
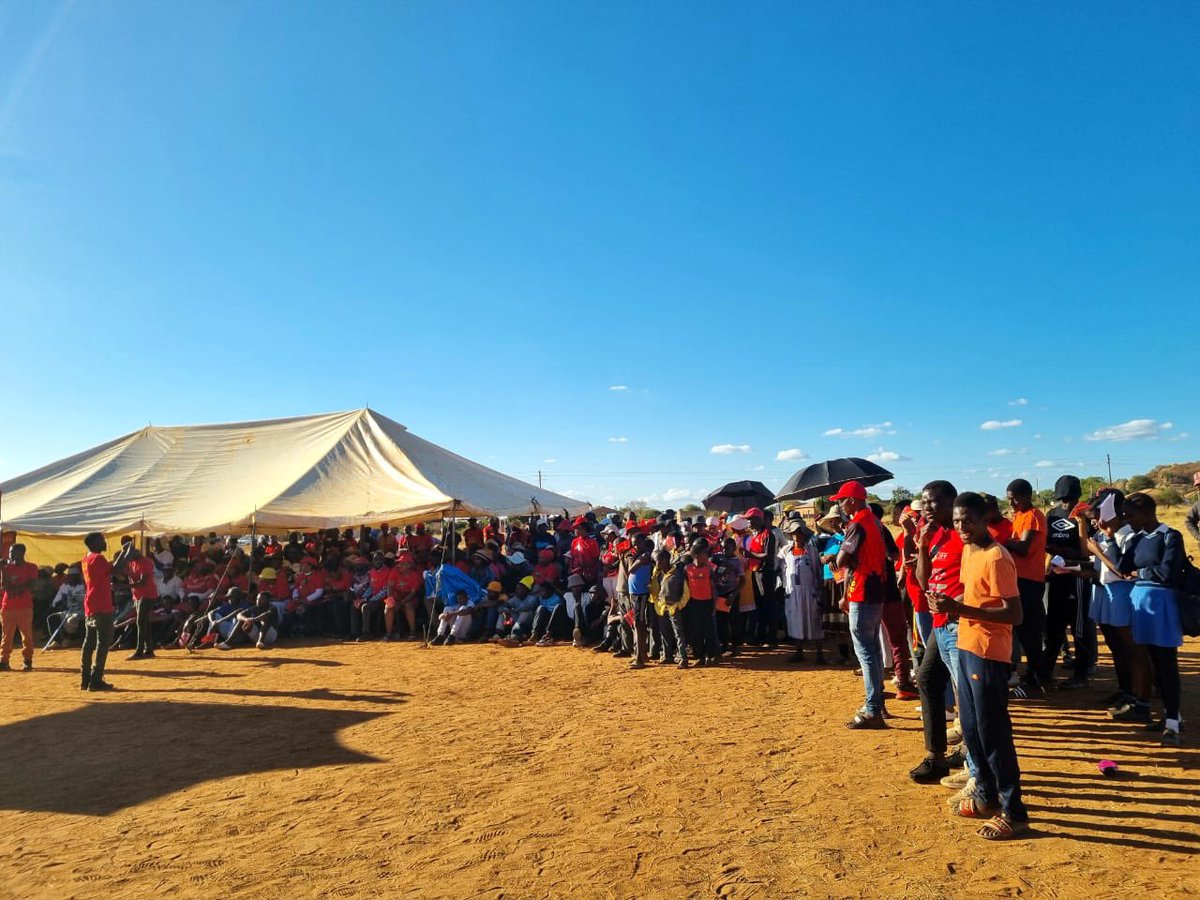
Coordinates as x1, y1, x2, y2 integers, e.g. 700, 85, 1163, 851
743, 507, 780, 646
832, 481, 890, 728
568, 518, 600, 587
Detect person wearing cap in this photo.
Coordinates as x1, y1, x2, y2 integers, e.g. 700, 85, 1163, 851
386, 553, 423, 640
568, 518, 600, 586
155, 564, 184, 603
478, 579, 507, 640
1186, 471, 1200, 547
497, 576, 539, 642
1003, 478, 1048, 698
832, 481, 889, 728
49, 564, 87, 647
1040, 474, 1094, 690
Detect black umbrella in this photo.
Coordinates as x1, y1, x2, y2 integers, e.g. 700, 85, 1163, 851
773, 458, 893, 503
703, 480, 776, 515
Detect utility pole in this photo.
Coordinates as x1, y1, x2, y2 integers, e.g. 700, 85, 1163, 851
1106, 454, 1113, 485
537, 470, 543, 489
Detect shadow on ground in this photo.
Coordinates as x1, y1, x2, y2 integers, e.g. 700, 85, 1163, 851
0, 701, 389, 816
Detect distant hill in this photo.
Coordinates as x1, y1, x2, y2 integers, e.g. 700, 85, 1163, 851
1143, 461, 1200, 488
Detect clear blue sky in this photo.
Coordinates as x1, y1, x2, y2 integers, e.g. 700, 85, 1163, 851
2, 2, 1197, 506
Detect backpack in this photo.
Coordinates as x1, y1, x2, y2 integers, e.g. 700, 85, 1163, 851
1177, 553, 1200, 638
711, 555, 737, 596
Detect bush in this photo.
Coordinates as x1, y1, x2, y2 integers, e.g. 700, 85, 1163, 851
1155, 487, 1184, 507
1127, 474, 1155, 491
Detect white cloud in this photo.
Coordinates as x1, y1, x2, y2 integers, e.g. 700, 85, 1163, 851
711, 443, 752, 454
866, 447, 910, 463
1008, 398, 1029, 407
608, 436, 628, 443
1084, 418, 1173, 442
1034, 460, 1054, 468
751, 464, 765, 471
824, 422, 896, 439
981, 419, 1022, 431
608, 385, 628, 391
1033, 433, 1043, 440
775, 448, 808, 461
662, 487, 696, 502
988, 447, 1027, 457
543, 458, 557, 464
1168, 432, 1190, 443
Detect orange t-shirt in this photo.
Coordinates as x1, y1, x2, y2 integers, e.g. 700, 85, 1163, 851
1009, 508, 1047, 583
957, 542, 1019, 664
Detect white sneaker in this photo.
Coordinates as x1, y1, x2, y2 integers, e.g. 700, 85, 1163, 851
216, 643, 231, 651
946, 776, 977, 805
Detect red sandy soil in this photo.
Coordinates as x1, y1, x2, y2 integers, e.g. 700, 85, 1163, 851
0, 637, 1196, 899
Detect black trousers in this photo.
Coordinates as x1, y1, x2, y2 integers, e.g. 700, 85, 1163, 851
531, 604, 569, 640
134, 598, 155, 654
1041, 575, 1090, 681
1147, 645, 1182, 721
1015, 578, 1046, 686
687, 599, 719, 660
754, 573, 778, 644
917, 626, 952, 756
81, 613, 114, 682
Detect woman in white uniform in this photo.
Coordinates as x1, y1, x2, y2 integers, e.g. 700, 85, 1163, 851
778, 518, 825, 663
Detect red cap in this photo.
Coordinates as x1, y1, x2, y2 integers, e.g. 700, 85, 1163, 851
572, 516, 588, 529
744, 507, 765, 519
829, 481, 867, 502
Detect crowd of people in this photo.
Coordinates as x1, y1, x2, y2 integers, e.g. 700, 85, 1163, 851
0, 470, 1195, 841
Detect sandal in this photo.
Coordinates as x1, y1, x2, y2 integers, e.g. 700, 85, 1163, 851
977, 814, 1029, 840
953, 797, 1000, 819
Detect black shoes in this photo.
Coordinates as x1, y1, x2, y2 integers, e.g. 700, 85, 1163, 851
909, 756, 951, 784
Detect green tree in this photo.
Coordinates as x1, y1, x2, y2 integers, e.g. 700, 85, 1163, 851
679, 503, 704, 515
1080, 475, 1108, 498
890, 486, 914, 506
1127, 474, 1154, 491
1156, 487, 1184, 507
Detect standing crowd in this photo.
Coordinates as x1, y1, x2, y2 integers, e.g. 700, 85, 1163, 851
0, 471, 1196, 839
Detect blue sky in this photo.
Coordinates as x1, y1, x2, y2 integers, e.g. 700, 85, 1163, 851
2, 2, 1197, 507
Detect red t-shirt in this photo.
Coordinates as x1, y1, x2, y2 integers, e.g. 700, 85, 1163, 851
83, 552, 114, 616
534, 561, 560, 586
685, 561, 716, 600
388, 568, 422, 598
127, 557, 160, 602
325, 570, 353, 593
368, 567, 392, 596
569, 537, 600, 578
408, 532, 434, 557
745, 530, 770, 572
0, 561, 38, 610
926, 525, 964, 628
463, 528, 484, 548
987, 518, 1015, 546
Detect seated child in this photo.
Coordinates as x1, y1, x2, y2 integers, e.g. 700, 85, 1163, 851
432, 588, 475, 645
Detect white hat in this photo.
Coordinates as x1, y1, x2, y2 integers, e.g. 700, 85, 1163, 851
706, 516, 721, 527
505, 552, 527, 565
729, 516, 751, 532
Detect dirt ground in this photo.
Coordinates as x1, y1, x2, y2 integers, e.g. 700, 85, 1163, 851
0, 635, 1196, 900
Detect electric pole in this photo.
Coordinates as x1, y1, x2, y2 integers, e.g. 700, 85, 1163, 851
538, 470, 543, 489
1106, 454, 1113, 485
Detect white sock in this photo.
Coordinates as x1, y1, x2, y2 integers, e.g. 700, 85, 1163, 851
1164, 718, 1181, 733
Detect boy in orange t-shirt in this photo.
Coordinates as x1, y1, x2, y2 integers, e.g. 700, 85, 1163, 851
928, 492, 1027, 840
1004, 479, 1048, 696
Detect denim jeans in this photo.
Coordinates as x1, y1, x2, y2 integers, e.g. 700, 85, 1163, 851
958, 648, 1027, 821
935, 621, 978, 778
849, 601, 885, 715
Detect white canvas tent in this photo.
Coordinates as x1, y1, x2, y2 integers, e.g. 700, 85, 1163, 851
0, 409, 589, 563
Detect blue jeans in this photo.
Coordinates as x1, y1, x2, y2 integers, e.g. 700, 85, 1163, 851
957, 648, 1027, 821
915, 611, 934, 648
934, 621, 978, 778
849, 601, 886, 715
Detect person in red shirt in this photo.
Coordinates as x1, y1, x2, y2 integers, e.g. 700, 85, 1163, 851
407, 524, 434, 569
324, 562, 354, 636
483, 518, 501, 544
387, 554, 423, 640
981, 494, 1014, 545
833, 481, 889, 729
1, 543, 40, 671
910, 480, 968, 784
462, 518, 485, 551
124, 548, 160, 660
684, 541, 721, 666
377, 524, 398, 556
81, 532, 133, 691
568, 518, 600, 586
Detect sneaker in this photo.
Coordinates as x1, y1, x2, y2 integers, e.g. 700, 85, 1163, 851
127, 651, 146, 660
22, 660, 33, 672
945, 725, 963, 745
444, 635, 457, 646
88, 678, 116, 692
941, 769, 972, 789
215, 643, 232, 651
1103, 690, 1128, 708
677, 658, 689, 669
628, 659, 646, 669
0, 660, 10, 672
894, 688, 919, 702
1059, 675, 1090, 690
1161, 727, 1182, 747
945, 747, 966, 769
143, 650, 156, 659
909, 756, 951, 784
1110, 702, 1151, 723
845, 712, 887, 730
946, 777, 977, 805
536, 637, 553, 647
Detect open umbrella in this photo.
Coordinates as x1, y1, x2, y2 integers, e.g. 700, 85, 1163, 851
773, 458, 893, 503
703, 480, 776, 515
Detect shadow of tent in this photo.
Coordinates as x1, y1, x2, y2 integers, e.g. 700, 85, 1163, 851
0, 701, 387, 816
